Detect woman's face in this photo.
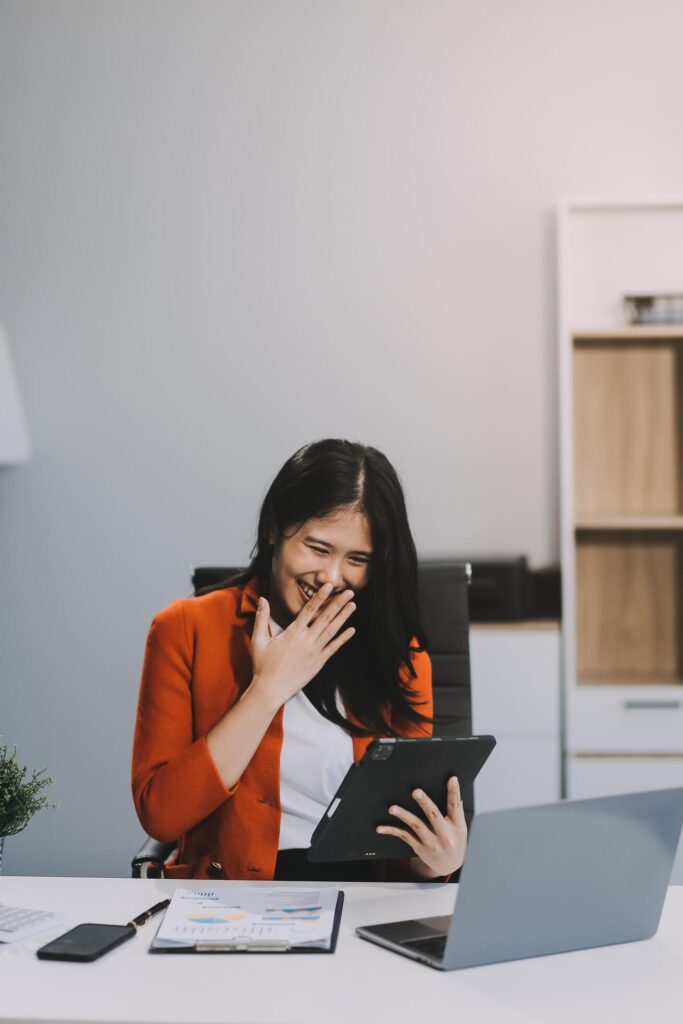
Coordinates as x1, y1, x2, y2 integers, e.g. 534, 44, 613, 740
268, 507, 373, 625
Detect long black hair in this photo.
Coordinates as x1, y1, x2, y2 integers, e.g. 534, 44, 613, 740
206, 439, 431, 736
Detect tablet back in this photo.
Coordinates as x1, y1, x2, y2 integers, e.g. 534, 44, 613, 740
308, 736, 496, 862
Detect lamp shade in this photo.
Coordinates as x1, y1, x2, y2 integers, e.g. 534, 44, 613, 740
0, 325, 31, 464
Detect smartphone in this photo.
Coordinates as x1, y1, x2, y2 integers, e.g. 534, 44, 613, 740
37, 923, 135, 962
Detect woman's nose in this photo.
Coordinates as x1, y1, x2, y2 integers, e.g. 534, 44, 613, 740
316, 561, 345, 591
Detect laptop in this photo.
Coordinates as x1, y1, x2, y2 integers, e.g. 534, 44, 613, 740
356, 787, 683, 970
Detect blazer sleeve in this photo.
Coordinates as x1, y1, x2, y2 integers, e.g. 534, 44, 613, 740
392, 645, 433, 737
131, 600, 237, 842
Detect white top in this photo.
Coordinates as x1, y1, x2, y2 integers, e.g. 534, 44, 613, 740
270, 618, 354, 850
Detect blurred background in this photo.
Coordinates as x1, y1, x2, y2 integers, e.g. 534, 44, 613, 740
2, 0, 683, 877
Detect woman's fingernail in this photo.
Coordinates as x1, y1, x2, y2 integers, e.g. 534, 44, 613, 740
414, 789, 423, 798
389, 806, 398, 814
258, 597, 264, 610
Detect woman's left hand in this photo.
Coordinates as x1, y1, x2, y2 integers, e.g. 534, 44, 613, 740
376, 776, 467, 879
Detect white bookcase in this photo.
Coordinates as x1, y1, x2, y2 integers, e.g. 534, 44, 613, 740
557, 197, 683, 821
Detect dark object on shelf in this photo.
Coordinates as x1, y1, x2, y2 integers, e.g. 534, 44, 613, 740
460, 557, 561, 622
623, 293, 683, 326
529, 564, 562, 620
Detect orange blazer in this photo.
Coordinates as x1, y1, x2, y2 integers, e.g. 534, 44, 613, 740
132, 577, 433, 880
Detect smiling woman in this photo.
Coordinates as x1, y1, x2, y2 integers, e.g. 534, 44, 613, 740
268, 508, 373, 628
131, 439, 467, 882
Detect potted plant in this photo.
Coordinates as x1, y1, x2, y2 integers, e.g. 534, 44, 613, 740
0, 742, 56, 873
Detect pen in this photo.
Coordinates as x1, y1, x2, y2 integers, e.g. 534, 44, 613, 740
127, 899, 171, 930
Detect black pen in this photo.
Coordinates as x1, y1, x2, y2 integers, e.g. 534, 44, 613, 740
127, 899, 171, 930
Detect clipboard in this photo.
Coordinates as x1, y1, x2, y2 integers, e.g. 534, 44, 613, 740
148, 890, 344, 955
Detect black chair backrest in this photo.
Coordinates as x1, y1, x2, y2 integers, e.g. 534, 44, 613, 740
192, 566, 243, 593
417, 561, 473, 829
417, 561, 472, 738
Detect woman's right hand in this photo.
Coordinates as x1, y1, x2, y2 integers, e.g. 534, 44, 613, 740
250, 583, 356, 708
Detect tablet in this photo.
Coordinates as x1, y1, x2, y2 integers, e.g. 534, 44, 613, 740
308, 735, 496, 862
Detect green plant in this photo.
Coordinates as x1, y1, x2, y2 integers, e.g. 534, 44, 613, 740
0, 743, 57, 837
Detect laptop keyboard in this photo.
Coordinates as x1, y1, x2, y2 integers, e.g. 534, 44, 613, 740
401, 933, 447, 960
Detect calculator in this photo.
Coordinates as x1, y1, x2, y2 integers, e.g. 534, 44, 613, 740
0, 902, 63, 942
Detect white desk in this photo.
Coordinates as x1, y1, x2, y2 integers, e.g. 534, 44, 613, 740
1, 876, 683, 1024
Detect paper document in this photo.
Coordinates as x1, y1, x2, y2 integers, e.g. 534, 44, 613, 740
153, 887, 340, 949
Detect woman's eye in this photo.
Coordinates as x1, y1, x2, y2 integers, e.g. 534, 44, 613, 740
309, 546, 327, 555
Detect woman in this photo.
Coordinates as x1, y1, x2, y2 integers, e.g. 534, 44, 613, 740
132, 439, 467, 881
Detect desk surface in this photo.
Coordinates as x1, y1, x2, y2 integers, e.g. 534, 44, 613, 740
1, 876, 682, 1024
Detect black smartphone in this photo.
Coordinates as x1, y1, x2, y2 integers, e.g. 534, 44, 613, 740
37, 923, 135, 962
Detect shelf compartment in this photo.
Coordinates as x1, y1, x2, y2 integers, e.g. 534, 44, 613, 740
568, 756, 683, 802
569, 685, 683, 751
573, 342, 683, 517
576, 516, 683, 531
576, 532, 683, 685
577, 676, 683, 687
574, 327, 683, 342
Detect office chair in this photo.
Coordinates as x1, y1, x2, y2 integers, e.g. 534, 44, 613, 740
131, 561, 473, 877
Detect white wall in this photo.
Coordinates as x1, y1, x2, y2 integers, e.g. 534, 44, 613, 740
2, 0, 683, 875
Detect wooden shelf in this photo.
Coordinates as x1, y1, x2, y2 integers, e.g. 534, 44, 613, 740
576, 534, 683, 683
576, 517, 683, 531
574, 326, 683, 342
573, 343, 682, 517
